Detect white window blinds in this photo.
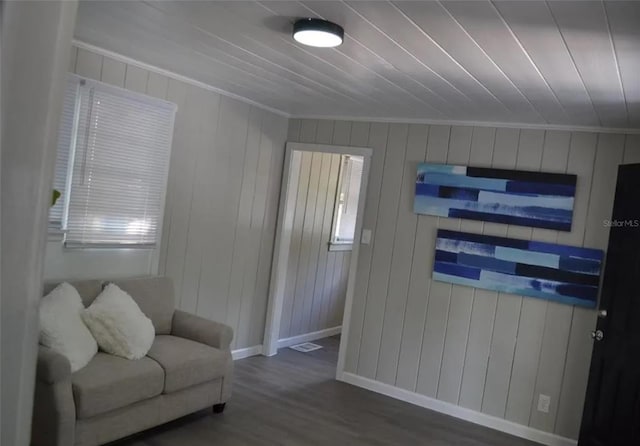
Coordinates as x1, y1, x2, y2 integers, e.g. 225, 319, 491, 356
331, 155, 364, 244
51, 75, 176, 247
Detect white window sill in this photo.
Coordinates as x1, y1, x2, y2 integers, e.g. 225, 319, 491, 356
328, 242, 353, 252
47, 228, 66, 242
47, 230, 156, 251
63, 243, 156, 250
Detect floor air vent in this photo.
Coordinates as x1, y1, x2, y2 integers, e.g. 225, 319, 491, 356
289, 342, 323, 353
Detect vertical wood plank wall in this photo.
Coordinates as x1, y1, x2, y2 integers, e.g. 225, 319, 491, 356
44, 46, 288, 350
277, 147, 350, 340
291, 118, 640, 440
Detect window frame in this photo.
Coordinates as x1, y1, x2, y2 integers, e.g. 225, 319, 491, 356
329, 154, 364, 252
48, 74, 176, 249
49, 78, 82, 234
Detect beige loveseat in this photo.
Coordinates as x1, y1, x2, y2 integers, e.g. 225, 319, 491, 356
32, 276, 234, 446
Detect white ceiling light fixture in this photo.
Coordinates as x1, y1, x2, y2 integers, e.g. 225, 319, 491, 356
293, 18, 344, 48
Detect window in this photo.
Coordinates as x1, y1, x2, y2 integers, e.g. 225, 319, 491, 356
49, 74, 176, 247
329, 155, 364, 250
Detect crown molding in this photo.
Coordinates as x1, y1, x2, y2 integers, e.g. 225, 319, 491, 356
291, 114, 640, 135
72, 39, 291, 118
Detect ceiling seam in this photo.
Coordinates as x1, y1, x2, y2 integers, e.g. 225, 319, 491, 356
193, 34, 365, 107
188, 23, 370, 108
436, 0, 548, 125
151, 39, 325, 112
388, 1, 514, 117
543, 0, 603, 127
98, 10, 318, 111
297, 0, 486, 118
244, 2, 417, 111
488, 1, 573, 125
340, 0, 476, 109
601, 0, 630, 127
244, 33, 390, 110
246, 1, 406, 110
141, 0, 369, 109
327, 41, 448, 119
72, 39, 292, 118
105, 2, 312, 109
292, 0, 451, 118
142, 2, 394, 111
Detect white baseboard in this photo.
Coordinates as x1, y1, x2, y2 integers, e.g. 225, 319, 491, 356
340, 373, 576, 446
232, 345, 263, 360
277, 326, 342, 349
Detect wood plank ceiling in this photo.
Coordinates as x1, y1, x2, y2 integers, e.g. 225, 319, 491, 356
74, 1, 640, 130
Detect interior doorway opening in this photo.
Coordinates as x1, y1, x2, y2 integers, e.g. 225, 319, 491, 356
263, 142, 372, 379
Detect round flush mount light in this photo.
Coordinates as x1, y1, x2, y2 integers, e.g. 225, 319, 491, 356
293, 18, 344, 48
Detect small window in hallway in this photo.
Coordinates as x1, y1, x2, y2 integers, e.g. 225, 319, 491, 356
329, 155, 364, 250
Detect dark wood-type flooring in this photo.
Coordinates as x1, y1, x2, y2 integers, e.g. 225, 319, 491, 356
115, 336, 540, 446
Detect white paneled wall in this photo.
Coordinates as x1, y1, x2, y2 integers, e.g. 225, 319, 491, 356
44, 46, 288, 350
292, 118, 640, 441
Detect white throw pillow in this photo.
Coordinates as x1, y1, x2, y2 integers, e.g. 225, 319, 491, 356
39, 283, 98, 372
81, 284, 155, 360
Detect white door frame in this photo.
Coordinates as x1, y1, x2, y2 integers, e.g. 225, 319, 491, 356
263, 142, 372, 380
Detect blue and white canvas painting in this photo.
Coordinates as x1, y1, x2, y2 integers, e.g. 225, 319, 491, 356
433, 230, 604, 308
415, 164, 577, 231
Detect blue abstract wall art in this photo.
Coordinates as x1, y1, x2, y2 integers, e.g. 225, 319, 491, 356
415, 164, 577, 231
433, 230, 603, 308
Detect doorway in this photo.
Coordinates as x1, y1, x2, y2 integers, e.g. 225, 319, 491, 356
263, 142, 372, 379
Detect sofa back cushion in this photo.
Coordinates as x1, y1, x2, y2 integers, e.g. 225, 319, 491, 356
111, 277, 175, 335
43, 280, 103, 307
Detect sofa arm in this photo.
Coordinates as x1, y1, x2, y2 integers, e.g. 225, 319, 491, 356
171, 310, 233, 350
36, 346, 71, 384
32, 347, 75, 446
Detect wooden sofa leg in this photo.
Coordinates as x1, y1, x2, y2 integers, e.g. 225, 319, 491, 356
212, 403, 226, 414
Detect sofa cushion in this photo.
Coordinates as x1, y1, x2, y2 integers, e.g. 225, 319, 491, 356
71, 353, 164, 419
82, 284, 155, 360
146, 335, 228, 393
112, 277, 175, 335
43, 280, 103, 307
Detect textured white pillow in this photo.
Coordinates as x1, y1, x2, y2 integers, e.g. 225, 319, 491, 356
82, 284, 155, 360
39, 283, 98, 372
